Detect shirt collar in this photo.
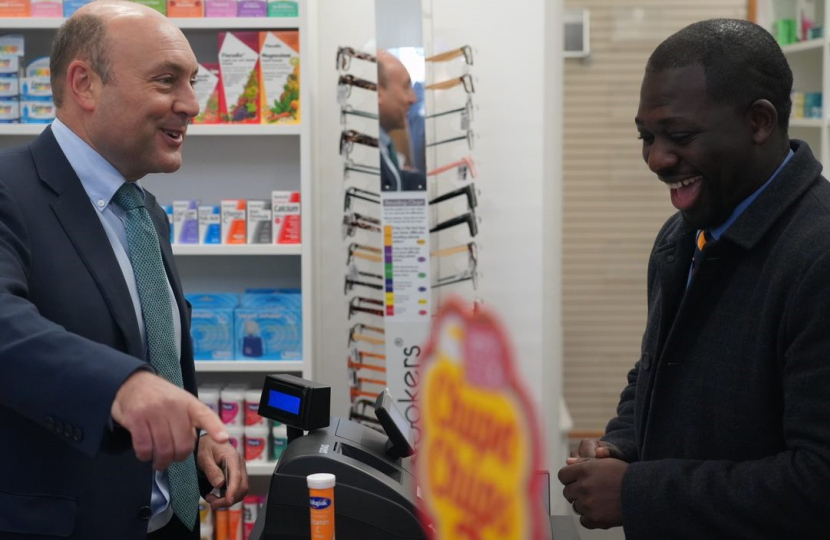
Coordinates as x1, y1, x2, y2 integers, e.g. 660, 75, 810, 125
51, 117, 145, 212
707, 149, 795, 241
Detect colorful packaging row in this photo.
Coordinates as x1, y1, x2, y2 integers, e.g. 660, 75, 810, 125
192, 31, 299, 125
0, 36, 55, 123
199, 385, 290, 461
199, 495, 264, 540
188, 292, 302, 361
164, 192, 300, 246
771, 1, 823, 45
792, 91, 823, 120
0, 0, 298, 17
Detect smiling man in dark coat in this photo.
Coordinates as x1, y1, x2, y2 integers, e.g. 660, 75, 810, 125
559, 19, 830, 539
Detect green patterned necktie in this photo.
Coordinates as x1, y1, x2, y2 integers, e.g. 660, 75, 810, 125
111, 183, 199, 531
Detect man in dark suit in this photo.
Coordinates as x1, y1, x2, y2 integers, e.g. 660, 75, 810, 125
0, 2, 247, 538
559, 19, 830, 538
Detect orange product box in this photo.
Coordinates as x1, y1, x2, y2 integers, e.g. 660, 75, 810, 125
218, 31, 260, 124
167, 0, 202, 17
258, 30, 300, 125
0, 0, 30, 16
221, 199, 247, 244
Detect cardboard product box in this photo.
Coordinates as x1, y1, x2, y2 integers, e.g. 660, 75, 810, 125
190, 309, 235, 360
236, 0, 264, 16
221, 199, 247, 244
247, 200, 272, 244
204, 0, 235, 17
31, 0, 61, 16
20, 99, 55, 123
0, 0, 30, 17
258, 30, 299, 124
0, 98, 19, 122
198, 205, 222, 244
173, 200, 199, 244
271, 190, 300, 244
0, 34, 24, 59
234, 307, 301, 360
167, 0, 202, 17
0, 75, 18, 98
267, 0, 296, 17
192, 63, 221, 124
218, 31, 260, 123
129, 0, 165, 15
62, 0, 89, 15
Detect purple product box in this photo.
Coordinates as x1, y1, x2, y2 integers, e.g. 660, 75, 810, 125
205, 0, 236, 17
237, 0, 265, 16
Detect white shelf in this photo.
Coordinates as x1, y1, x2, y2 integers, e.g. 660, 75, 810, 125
781, 39, 825, 54
246, 461, 277, 476
173, 244, 301, 256
195, 360, 304, 372
187, 124, 300, 136
0, 124, 300, 137
0, 17, 299, 29
789, 118, 825, 128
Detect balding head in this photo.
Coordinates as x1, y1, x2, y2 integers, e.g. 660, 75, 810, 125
377, 50, 416, 132
50, 1, 169, 108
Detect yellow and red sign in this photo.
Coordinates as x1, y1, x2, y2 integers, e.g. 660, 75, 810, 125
416, 298, 548, 540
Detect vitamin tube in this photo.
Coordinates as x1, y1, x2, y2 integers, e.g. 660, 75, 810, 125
307, 473, 336, 540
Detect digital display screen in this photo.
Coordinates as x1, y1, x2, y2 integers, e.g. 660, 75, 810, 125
269, 389, 301, 415
389, 398, 414, 448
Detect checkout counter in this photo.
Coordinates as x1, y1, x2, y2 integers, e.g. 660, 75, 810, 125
249, 375, 579, 540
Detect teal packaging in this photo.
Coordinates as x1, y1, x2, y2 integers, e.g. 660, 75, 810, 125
187, 294, 239, 360
190, 309, 235, 360
267, 0, 297, 17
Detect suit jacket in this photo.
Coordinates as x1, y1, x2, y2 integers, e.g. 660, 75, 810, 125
602, 140, 830, 539
0, 127, 197, 539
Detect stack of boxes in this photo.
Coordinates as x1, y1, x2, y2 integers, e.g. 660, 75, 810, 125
166, 192, 301, 246
772, 0, 824, 46
0, 35, 55, 124
187, 290, 302, 362
791, 91, 823, 120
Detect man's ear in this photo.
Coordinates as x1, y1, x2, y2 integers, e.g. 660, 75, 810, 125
748, 99, 778, 145
65, 59, 100, 112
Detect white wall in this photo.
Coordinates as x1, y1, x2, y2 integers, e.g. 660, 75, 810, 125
311, 0, 565, 514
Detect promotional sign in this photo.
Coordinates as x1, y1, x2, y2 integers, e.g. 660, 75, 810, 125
417, 299, 548, 540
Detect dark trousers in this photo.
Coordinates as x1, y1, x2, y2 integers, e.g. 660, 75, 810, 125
147, 515, 199, 540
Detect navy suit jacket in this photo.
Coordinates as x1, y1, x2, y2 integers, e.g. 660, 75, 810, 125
0, 127, 197, 539
603, 140, 830, 538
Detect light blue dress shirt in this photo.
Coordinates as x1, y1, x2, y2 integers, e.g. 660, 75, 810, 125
51, 118, 182, 532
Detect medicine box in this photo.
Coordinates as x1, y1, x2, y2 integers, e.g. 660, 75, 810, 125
0, 99, 20, 122
205, 0, 235, 17
237, 0, 264, 16
221, 199, 247, 244
130, 0, 165, 14
192, 63, 221, 125
62, 0, 88, 16
187, 294, 239, 361
167, 0, 202, 17
234, 308, 301, 360
267, 0, 296, 17
198, 205, 221, 244
271, 190, 300, 244
259, 30, 299, 124
173, 200, 199, 244
31, 0, 61, 17
0, 34, 24, 60
218, 32, 260, 124
247, 199, 272, 244
20, 99, 55, 123
0, 76, 18, 98
0, 0, 30, 17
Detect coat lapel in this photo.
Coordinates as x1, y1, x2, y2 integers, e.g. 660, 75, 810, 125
31, 127, 144, 360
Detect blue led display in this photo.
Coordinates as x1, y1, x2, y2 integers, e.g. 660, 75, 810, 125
269, 389, 301, 414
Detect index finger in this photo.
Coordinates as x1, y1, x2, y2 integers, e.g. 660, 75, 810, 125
189, 400, 229, 444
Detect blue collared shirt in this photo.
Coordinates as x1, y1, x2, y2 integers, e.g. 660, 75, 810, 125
51, 118, 181, 532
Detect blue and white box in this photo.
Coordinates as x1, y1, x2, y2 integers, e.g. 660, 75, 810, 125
0, 75, 18, 98
234, 306, 301, 360
20, 99, 55, 123
198, 205, 221, 244
173, 199, 199, 244
187, 293, 239, 360
0, 99, 19, 122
